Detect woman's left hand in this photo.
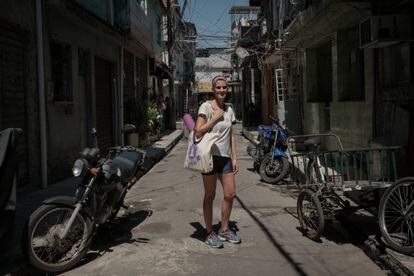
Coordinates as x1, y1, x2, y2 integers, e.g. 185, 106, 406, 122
232, 160, 238, 175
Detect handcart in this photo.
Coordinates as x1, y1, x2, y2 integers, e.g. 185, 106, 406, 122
288, 134, 413, 254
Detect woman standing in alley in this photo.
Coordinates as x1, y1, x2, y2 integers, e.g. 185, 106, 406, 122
194, 75, 241, 248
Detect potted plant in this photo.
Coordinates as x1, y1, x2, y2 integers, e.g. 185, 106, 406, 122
146, 103, 163, 138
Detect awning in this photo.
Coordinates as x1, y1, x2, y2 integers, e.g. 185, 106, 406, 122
154, 63, 172, 79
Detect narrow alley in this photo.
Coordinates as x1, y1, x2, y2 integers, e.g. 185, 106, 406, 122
0, 0, 413, 275
62, 126, 388, 275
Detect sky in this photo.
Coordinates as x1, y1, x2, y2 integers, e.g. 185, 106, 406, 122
179, 0, 249, 48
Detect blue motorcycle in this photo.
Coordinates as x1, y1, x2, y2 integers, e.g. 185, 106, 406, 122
247, 123, 276, 172
258, 116, 291, 184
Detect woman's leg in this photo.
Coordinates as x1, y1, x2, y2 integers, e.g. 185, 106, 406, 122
218, 172, 236, 231
202, 174, 218, 233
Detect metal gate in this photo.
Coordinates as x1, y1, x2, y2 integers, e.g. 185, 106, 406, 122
0, 24, 29, 188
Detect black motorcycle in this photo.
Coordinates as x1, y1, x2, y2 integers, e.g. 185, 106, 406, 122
0, 128, 22, 250
24, 124, 146, 273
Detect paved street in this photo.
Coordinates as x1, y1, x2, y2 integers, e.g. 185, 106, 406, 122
62, 125, 386, 276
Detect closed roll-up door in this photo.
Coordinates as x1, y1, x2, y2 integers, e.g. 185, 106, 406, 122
0, 25, 29, 188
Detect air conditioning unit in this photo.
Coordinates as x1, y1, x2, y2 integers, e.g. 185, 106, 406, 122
360, 15, 413, 48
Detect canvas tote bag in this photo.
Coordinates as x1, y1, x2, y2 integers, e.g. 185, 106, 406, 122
184, 131, 219, 173
184, 106, 219, 173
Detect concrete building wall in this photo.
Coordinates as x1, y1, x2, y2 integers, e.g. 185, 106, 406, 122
44, 6, 122, 184
330, 48, 375, 149
303, 47, 327, 135
147, 0, 164, 56
302, 30, 375, 149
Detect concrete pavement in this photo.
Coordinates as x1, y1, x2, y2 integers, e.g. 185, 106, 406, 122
60, 124, 388, 276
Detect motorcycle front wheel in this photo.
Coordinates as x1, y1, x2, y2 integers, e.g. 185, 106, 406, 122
259, 153, 289, 184
25, 204, 93, 273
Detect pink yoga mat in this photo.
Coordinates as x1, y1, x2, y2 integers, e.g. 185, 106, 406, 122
182, 114, 195, 132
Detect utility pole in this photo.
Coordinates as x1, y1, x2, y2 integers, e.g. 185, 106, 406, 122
167, 0, 176, 129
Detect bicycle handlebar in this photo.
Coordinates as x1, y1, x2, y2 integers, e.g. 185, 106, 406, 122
290, 133, 344, 151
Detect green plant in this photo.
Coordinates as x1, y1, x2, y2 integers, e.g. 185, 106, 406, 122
124, 97, 148, 136
146, 103, 163, 134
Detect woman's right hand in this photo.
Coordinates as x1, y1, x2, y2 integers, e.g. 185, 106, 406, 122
212, 107, 224, 122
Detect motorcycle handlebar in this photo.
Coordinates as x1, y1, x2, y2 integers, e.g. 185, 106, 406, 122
267, 114, 296, 135
267, 114, 283, 128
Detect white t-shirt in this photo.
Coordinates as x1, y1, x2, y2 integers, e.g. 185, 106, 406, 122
198, 101, 236, 158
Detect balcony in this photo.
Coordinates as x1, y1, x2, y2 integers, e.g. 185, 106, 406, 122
281, 0, 371, 48
114, 0, 153, 51
238, 25, 261, 47
75, 0, 113, 23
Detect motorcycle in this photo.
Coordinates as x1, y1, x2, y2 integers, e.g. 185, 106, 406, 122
0, 128, 22, 250
24, 124, 146, 273
255, 116, 291, 184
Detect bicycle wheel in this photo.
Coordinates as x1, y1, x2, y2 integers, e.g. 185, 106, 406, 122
379, 177, 414, 254
297, 189, 325, 240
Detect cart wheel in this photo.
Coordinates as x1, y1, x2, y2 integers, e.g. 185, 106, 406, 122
379, 177, 414, 255
297, 189, 325, 241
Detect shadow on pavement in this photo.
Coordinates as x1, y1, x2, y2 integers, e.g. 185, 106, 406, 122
276, 183, 393, 269
235, 196, 307, 276
77, 209, 152, 268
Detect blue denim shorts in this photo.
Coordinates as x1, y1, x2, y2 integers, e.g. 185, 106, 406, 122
202, 156, 233, 175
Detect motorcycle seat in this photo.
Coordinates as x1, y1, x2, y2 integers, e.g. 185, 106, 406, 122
112, 151, 142, 182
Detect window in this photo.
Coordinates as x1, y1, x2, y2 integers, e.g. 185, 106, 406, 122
337, 27, 365, 101
274, 68, 297, 103
135, 57, 148, 100
136, 0, 147, 14
50, 41, 72, 101
382, 42, 411, 86
306, 41, 333, 103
